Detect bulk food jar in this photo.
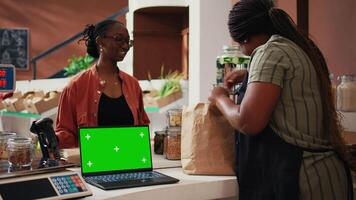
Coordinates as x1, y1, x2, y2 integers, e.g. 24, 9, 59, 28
337, 75, 356, 112
167, 109, 182, 127
7, 137, 34, 168
216, 45, 250, 85
329, 74, 337, 106
0, 131, 16, 160
164, 127, 181, 160
154, 130, 167, 155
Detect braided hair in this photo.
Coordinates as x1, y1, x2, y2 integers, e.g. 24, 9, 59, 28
229, 0, 349, 166
79, 20, 124, 58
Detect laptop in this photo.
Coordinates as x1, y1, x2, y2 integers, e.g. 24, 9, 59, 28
78, 125, 179, 190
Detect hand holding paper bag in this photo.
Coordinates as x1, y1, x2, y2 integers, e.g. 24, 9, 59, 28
181, 103, 236, 175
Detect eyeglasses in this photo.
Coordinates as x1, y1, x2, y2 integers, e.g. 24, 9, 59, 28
102, 35, 134, 47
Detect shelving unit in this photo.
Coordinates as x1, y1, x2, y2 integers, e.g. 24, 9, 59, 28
340, 111, 356, 145
0, 107, 58, 137
340, 111, 356, 132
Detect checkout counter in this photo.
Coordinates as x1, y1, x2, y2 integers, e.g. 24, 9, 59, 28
0, 149, 237, 200
0, 119, 237, 199
0, 65, 237, 199
68, 152, 237, 200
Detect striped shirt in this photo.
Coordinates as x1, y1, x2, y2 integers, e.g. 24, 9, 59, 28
247, 35, 348, 200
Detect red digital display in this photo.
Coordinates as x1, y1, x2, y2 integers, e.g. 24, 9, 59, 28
0, 79, 7, 87
0, 69, 6, 77
0, 65, 15, 92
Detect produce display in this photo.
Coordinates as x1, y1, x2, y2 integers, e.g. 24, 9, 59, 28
148, 70, 183, 98
143, 68, 184, 108
1, 90, 61, 113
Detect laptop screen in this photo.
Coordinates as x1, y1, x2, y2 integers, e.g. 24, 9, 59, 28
79, 126, 153, 174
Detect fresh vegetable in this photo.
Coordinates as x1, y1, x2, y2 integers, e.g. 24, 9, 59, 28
158, 71, 183, 97
146, 64, 184, 98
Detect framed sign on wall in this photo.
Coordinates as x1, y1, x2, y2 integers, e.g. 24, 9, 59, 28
0, 64, 16, 92
0, 28, 29, 70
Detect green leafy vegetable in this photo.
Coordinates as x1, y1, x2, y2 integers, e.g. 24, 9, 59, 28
159, 71, 183, 97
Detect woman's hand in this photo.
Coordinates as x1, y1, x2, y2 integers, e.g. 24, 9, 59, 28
208, 86, 230, 105
224, 69, 248, 89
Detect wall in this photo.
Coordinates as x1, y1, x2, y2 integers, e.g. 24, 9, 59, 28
230, 0, 297, 31
0, 0, 127, 80
278, 0, 356, 79
275, 0, 297, 22
309, 0, 356, 79
231, 0, 356, 80
133, 7, 188, 80
189, 0, 231, 104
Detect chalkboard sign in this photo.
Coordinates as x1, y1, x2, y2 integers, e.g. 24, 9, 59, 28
0, 28, 29, 70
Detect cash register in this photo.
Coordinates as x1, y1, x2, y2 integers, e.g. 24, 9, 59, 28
0, 64, 92, 200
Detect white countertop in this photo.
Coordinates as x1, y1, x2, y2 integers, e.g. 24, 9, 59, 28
72, 167, 237, 200
63, 152, 237, 200
0, 149, 237, 200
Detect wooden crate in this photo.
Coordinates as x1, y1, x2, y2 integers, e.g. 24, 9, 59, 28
24, 91, 61, 114
144, 90, 182, 108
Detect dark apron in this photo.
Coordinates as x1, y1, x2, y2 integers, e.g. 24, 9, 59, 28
235, 74, 353, 200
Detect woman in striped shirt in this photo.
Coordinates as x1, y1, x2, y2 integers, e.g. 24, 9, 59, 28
208, 0, 352, 199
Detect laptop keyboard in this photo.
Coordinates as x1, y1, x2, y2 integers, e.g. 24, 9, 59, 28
85, 171, 163, 183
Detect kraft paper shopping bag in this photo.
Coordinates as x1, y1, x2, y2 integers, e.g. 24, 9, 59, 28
181, 103, 235, 175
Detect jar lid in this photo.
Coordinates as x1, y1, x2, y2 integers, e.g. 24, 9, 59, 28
223, 45, 240, 52
167, 108, 182, 115
154, 130, 167, 135
339, 74, 356, 82
0, 131, 16, 140
7, 137, 32, 148
167, 127, 181, 135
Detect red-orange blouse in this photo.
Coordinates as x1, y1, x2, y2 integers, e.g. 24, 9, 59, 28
55, 65, 150, 148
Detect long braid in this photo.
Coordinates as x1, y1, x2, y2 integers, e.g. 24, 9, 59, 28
268, 7, 349, 166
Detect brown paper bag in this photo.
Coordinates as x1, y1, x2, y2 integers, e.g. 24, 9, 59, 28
181, 103, 236, 175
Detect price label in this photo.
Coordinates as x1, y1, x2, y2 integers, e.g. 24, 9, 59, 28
0, 64, 16, 92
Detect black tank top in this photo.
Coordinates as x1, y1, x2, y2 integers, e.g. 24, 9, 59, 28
97, 93, 134, 126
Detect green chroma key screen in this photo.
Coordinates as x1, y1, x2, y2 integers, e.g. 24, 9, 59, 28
79, 126, 152, 173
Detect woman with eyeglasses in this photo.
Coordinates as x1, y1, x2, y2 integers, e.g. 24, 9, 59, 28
55, 19, 149, 148
208, 0, 352, 199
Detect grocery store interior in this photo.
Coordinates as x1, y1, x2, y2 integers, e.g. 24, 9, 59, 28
0, 0, 355, 199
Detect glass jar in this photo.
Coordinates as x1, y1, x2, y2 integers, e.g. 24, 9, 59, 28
7, 137, 34, 168
0, 131, 16, 160
337, 75, 356, 112
330, 74, 337, 106
216, 45, 250, 85
167, 109, 183, 127
154, 130, 167, 155
164, 127, 181, 160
